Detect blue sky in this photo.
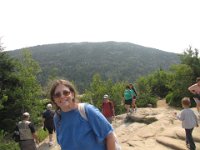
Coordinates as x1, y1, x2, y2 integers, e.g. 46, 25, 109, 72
1, 0, 200, 54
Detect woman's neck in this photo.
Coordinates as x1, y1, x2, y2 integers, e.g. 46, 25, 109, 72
61, 103, 77, 112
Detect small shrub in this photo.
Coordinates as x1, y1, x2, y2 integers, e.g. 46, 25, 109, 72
0, 130, 20, 150
137, 93, 157, 107
37, 128, 48, 142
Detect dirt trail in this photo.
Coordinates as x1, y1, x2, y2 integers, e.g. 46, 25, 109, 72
157, 99, 168, 108
38, 134, 60, 150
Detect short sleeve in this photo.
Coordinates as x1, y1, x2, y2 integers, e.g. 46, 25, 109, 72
28, 123, 36, 133
84, 104, 113, 142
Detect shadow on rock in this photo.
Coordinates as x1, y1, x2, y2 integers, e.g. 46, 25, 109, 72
124, 115, 158, 124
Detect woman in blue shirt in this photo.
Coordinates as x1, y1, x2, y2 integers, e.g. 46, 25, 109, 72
50, 79, 116, 150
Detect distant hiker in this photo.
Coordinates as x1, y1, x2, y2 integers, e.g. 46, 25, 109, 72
42, 103, 55, 146
123, 85, 134, 115
174, 97, 198, 150
50, 79, 118, 150
14, 112, 38, 150
188, 77, 200, 117
101, 94, 115, 124
129, 83, 137, 112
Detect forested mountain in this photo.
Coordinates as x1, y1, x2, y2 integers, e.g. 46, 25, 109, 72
8, 42, 180, 92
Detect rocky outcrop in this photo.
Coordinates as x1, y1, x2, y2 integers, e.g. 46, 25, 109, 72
38, 101, 200, 150
114, 106, 200, 150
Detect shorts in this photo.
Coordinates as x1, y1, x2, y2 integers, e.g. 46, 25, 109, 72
125, 99, 132, 105
45, 126, 55, 134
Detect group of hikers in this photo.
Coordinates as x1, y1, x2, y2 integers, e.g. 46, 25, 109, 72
13, 103, 55, 150
13, 77, 200, 150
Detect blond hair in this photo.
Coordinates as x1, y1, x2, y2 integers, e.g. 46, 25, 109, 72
181, 97, 191, 107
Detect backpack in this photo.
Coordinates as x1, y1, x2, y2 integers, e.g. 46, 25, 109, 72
78, 103, 121, 150
124, 89, 132, 100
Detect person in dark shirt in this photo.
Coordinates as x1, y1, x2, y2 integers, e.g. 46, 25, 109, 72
42, 103, 55, 146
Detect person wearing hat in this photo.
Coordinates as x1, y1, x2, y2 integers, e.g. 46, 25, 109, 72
42, 103, 55, 146
101, 94, 115, 124
14, 112, 38, 150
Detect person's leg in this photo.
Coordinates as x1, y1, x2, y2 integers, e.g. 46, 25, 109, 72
185, 129, 189, 148
185, 128, 196, 150
49, 134, 53, 144
125, 104, 130, 114
132, 98, 137, 112
125, 100, 131, 115
47, 128, 54, 146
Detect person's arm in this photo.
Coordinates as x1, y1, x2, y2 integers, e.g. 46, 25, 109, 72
133, 87, 137, 96
32, 132, 39, 144
111, 102, 115, 117
29, 123, 39, 144
188, 84, 196, 94
176, 111, 184, 121
101, 103, 104, 113
106, 132, 116, 150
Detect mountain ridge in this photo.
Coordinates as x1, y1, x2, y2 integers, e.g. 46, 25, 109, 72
7, 41, 180, 92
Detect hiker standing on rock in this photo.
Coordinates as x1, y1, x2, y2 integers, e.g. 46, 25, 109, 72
101, 94, 115, 124
123, 85, 134, 115
50, 79, 117, 150
129, 83, 137, 113
42, 103, 55, 146
188, 77, 200, 117
174, 97, 199, 150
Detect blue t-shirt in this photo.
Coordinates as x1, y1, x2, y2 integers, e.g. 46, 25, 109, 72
54, 103, 113, 150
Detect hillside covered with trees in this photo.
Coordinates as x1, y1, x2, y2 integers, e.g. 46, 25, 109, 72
8, 42, 180, 92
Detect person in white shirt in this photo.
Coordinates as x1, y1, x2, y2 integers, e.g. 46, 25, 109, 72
175, 97, 199, 150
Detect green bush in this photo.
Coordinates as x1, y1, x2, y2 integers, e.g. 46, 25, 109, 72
165, 92, 173, 104
0, 130, 20, 150
137, 93, 157, 107
37, 128, 48, 142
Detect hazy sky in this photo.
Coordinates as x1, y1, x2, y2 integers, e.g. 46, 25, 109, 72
1, 0, 199, 53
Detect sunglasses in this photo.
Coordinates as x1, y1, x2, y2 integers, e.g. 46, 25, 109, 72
53, 90, 71, 99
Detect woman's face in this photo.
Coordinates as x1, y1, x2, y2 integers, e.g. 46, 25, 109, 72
53, 84, 74, 110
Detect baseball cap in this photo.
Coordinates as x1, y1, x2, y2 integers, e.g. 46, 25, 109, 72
103, 94, 109, 99
47, 103, 52, 109
23, 112, 30, 117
